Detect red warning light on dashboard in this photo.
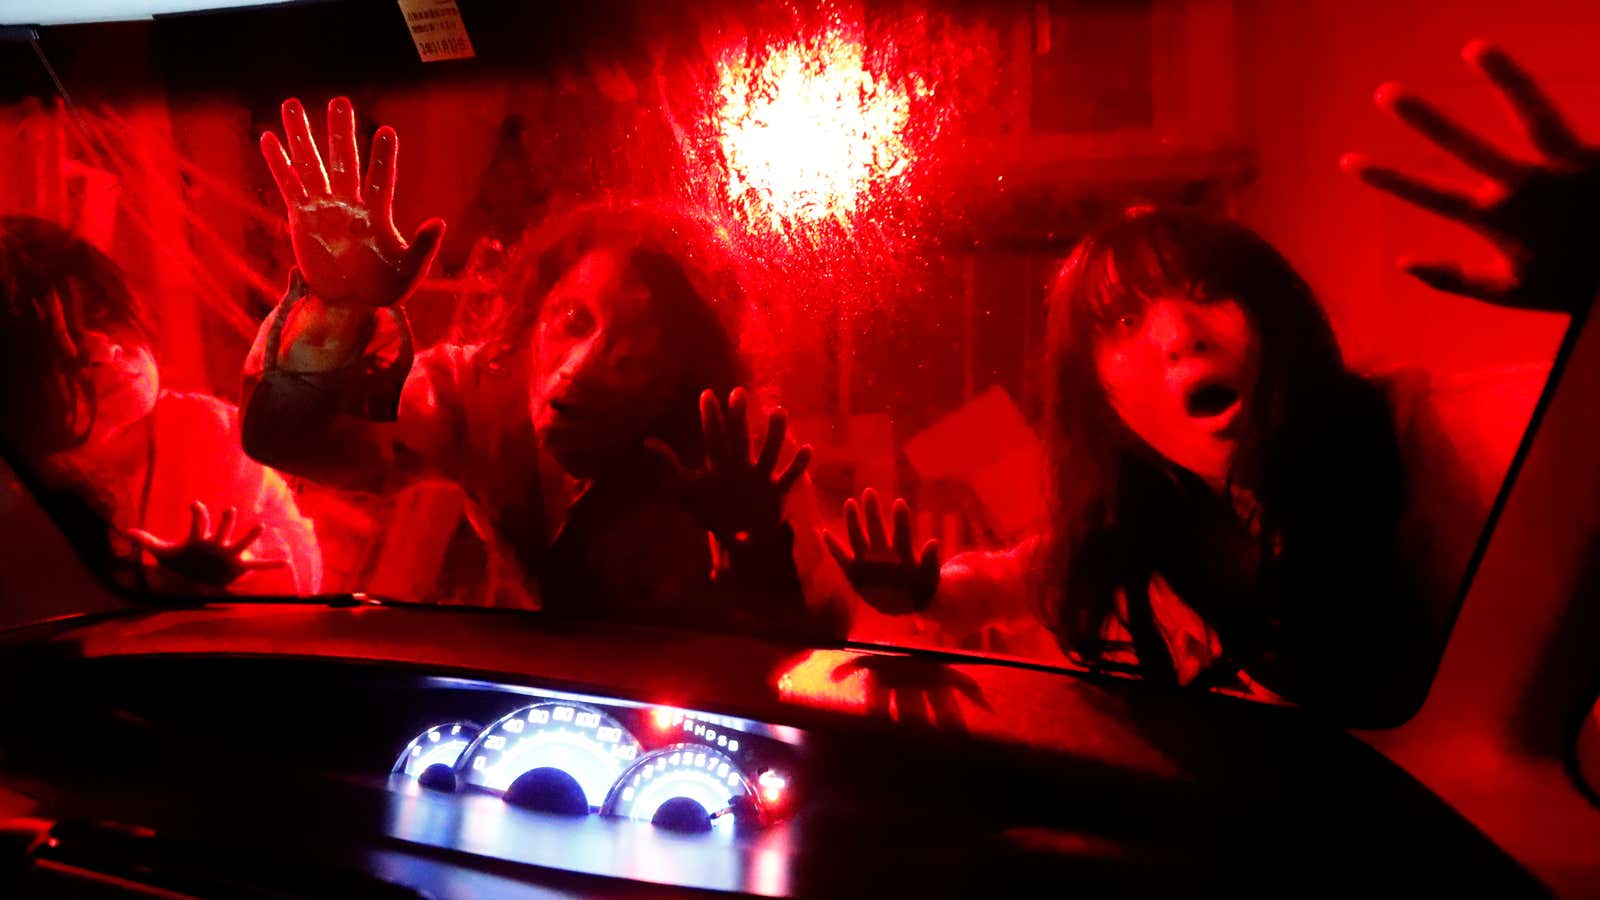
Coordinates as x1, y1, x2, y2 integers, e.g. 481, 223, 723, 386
758, 769, 788, 805
652, 708, 677, 730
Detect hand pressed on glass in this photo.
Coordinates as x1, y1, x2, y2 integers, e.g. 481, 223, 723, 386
125, 500, 286, 589
823, 489, 940, 616
1343, 41, 1600, 315
646, 387, 812, 551
260, 97, 445, 310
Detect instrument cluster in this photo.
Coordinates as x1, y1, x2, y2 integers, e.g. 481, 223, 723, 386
390, 678, 802, 836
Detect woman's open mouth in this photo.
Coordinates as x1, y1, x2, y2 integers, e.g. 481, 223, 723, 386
1183, 380, 1242, 422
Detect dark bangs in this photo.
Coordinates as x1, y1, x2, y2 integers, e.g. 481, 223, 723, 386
1055, 207, 1347, 428
1069, 208, 1296, 333
486, 200, 750, 363
0, 216, 153, 348
0, 216, 153, 458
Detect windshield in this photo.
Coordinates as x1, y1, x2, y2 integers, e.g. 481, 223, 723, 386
1, 0, 1592, 716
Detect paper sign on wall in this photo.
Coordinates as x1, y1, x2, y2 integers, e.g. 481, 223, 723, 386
397, 0, 475, 62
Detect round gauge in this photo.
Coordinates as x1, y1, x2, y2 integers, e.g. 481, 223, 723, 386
603, 743, 755, 834
458, 701, 642, 813
393, 721, 481, 778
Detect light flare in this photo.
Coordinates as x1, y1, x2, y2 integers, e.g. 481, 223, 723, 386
714, 25, 923, 234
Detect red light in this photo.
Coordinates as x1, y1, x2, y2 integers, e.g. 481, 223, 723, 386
758, 769, 787, 805
652, 708, 676, 730
715, 25, 919, 232
678, 8, 986, 321
774, 649, 873, 712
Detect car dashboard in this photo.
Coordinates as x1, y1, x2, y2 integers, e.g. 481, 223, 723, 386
0, 604, 1556, 898
384, 676, 805, 893
0, 654, 814, 896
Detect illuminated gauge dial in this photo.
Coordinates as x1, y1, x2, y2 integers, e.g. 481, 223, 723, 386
393, 721, 481, 779
458, 702, 642, 814
603, 743, 755, 834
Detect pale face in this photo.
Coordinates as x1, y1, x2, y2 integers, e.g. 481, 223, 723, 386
1093, 294, 1258, 486
528, 249, 679, 476
30, 326, 159, 483
72, 328, 160, 447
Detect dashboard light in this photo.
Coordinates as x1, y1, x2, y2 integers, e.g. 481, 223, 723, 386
653, 708, 675, 730
759, 770, 787, 805
729, 740, 739, 753
718, 736, 728, 747
605, 744, 751, 833
481, 732, 617, 805
393, 723, 484, 779
462, 703, 645, 808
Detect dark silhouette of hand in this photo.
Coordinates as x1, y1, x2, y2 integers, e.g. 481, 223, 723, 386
823, 488, 940, 615
831, 654, 988, 732
126, 501, 285, 589
647, 387, 812, 549
1343, 41, 1600, 315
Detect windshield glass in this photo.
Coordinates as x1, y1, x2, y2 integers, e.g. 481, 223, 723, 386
2, 0, 1594, 715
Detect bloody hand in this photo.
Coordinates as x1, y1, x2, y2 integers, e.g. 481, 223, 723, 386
260, 97, 445, 309
1343, 41, 1600, 315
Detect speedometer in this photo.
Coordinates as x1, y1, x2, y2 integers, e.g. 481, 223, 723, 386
458, 701, 642, 814
603, 743, 757, 834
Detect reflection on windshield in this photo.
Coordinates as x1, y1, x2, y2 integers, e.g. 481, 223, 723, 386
2, 0, 1596, 715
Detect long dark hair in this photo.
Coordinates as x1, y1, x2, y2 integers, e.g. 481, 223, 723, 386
485, 200, 754, 465
0, 215, 156, 461
0, 215, 156, 586
1040, 208, 1410, 701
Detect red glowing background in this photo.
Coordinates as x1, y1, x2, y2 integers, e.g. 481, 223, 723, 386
0, 0, 1580, 652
